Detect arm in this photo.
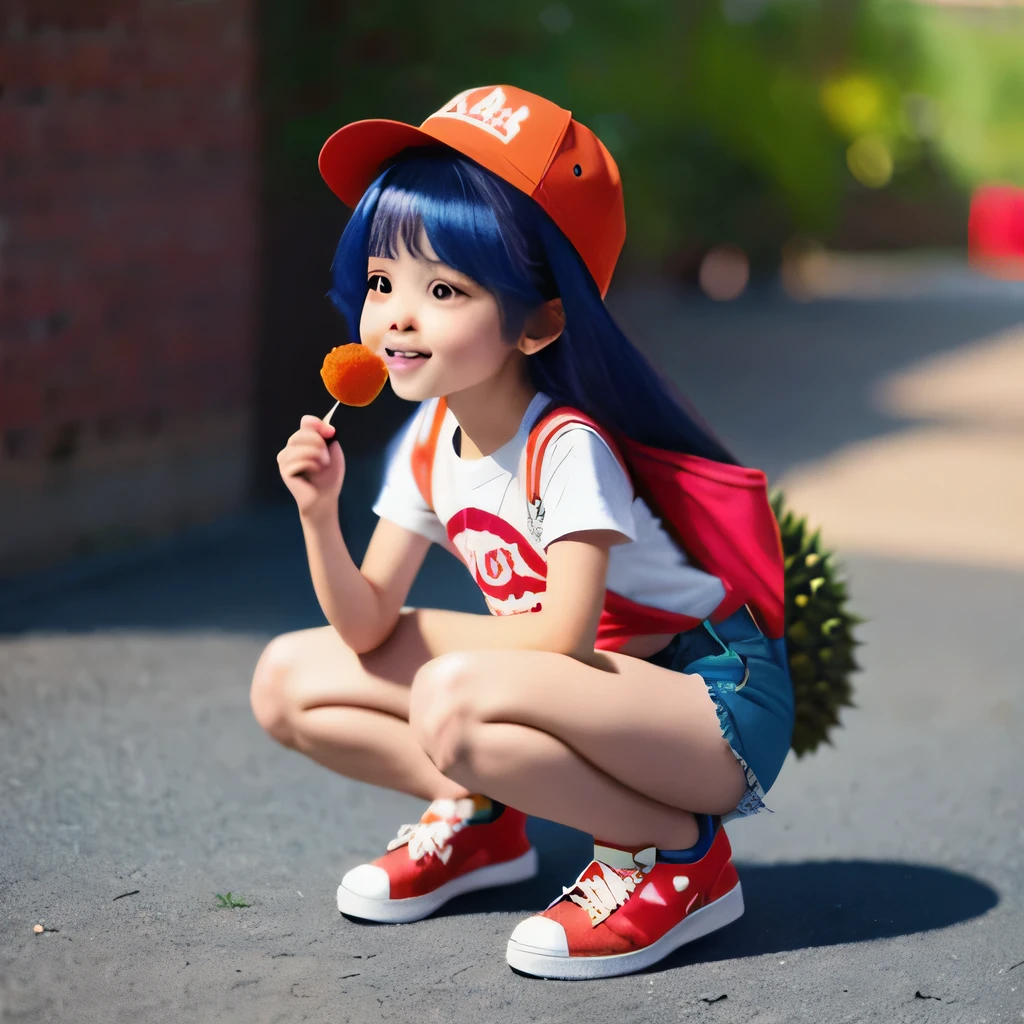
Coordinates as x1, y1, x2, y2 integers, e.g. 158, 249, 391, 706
302, 512, 431, 655
277, 410, 435, 654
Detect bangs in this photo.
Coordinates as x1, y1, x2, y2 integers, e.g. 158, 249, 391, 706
367, 152, 547, 306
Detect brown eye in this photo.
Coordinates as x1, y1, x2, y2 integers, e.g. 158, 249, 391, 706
367, 274, 391, 293
431, 282, 455, 300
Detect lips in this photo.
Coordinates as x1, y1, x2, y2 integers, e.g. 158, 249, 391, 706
384, 348, 431, 359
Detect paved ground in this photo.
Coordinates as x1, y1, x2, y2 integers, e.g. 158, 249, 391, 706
2, 274, 1023, 1023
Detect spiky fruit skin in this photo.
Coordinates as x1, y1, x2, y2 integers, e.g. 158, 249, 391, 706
770, 490, 861, 758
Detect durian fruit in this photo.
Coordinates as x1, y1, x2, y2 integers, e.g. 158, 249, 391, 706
770, 489, 862, 758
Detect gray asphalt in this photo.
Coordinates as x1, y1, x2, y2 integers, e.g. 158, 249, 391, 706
2, 282, 1023, 1023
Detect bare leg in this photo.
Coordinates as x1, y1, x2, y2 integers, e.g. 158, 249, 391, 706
451, 721, 701, 849
292, 705, 468, 801
250, 612, 470, 800
409, 649, 749, 848
252, 610, 743, 850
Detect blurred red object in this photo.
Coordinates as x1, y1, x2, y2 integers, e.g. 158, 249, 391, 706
968, 185, 1024, 279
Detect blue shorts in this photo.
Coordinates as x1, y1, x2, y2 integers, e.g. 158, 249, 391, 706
644, 607, 795, 821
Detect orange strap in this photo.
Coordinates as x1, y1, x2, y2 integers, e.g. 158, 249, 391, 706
410, 397, 448, 510
409, 398, 631, 511
525, 406, 632, 504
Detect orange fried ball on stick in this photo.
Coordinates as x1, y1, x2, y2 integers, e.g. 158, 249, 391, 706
320, 344, 389, 425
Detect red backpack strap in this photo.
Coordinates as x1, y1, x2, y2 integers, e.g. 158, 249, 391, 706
525, 405, 631, 504
410, 397, 447, 510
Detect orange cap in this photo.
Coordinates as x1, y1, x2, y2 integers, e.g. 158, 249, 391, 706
319, 85, 625, 297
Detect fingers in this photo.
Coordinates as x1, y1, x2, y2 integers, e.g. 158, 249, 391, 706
282, 426, 328, 462
282, 456, 326, 479
287, 437, 330, 464
278, 442, 328, 477
300, 414, 336, 440
278, 417, 344, 481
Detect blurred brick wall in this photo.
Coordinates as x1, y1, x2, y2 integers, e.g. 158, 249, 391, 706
0, 0, 258, 576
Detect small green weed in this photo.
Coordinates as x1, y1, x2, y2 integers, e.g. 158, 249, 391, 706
214, 892, 251, 909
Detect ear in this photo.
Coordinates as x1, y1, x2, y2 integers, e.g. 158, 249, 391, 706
516, 298, 565, 356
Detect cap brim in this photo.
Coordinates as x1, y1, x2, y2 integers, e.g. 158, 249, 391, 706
319, 119, 443, 207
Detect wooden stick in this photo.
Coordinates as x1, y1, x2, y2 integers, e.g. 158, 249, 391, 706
323, 399, 341, 427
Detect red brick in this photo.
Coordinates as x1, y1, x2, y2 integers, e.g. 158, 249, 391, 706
1, 0, 258, 461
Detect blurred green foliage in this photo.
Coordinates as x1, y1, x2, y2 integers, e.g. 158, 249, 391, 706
261, 0, 1024, 267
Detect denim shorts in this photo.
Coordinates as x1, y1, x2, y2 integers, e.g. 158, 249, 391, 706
645, 607, 795, 822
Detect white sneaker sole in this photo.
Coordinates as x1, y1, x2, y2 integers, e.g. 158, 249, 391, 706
337, 846, 539, 924
506, 880, 744, 979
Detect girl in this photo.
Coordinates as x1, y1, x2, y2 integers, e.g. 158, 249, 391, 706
251, 85, 795, 980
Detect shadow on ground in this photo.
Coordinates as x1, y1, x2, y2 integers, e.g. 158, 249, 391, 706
428, 818, 999, 970
0, 496, 484, 635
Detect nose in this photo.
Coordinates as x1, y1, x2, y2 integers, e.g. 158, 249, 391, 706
388, 295, 419, 334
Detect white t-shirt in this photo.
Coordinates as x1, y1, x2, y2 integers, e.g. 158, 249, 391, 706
372, 392, 725, 624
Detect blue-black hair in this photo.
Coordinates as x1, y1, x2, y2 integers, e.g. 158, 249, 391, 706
327, 148, 736, 464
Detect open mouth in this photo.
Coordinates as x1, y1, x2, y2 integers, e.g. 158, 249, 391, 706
384, 348, 432, 360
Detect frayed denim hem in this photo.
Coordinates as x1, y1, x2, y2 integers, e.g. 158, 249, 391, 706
703, 680, 769, 824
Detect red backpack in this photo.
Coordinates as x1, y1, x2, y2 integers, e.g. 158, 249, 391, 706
410, 397, 786, 644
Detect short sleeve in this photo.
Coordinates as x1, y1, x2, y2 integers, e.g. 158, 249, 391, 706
535, 426, 637, 549
371, 403, 449, 547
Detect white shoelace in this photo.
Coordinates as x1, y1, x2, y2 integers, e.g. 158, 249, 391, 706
553, 863, 641, 926
555, 849, 657, 926
385, 798, 475, 864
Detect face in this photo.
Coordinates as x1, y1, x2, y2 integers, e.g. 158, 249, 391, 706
359, 231, 518, 403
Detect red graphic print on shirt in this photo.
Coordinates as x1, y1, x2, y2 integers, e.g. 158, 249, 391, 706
446, 507, 547, 616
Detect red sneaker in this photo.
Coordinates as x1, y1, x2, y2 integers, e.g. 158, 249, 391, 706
505, 825, 743, 978
337, 798, 537, 923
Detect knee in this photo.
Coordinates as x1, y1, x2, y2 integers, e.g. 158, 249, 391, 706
408, 652, 482, 774
250, 634, 300, 747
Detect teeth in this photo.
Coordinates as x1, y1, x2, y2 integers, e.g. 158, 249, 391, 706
387, 349, 428, 359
